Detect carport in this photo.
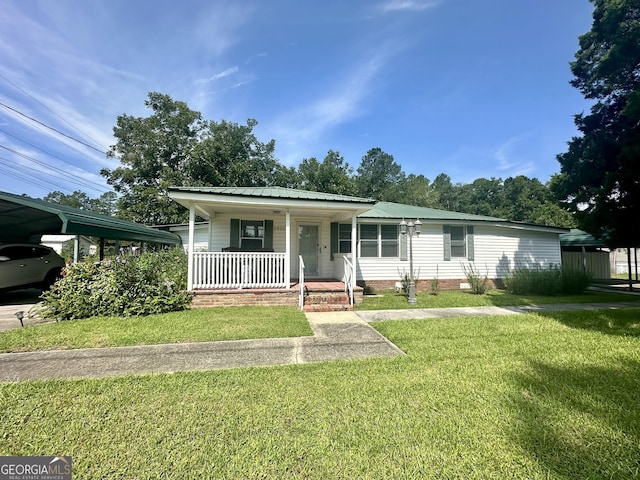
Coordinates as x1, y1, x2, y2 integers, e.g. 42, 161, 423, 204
0, 191, 181, 259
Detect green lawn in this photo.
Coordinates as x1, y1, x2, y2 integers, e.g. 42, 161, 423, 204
0, 306, 312, 352
357, 288, 640, 310
1, 309, 639, 478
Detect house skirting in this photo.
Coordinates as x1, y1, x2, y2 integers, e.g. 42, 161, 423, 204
361, 278, 503, 292
191, 281, 364, 309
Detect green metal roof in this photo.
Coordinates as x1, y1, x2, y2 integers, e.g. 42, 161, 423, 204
169, 186, 376, 204
358, 202, 506, 222
0, 191, 181, 245
559, 229, 607, 247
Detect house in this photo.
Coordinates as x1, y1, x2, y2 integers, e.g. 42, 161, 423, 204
167, 186, 568, 310
41, 234, 98, 260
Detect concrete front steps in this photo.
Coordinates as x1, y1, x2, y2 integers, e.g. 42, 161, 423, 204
302, 291, 353, 312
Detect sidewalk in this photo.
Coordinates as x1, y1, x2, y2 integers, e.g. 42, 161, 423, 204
0, 312, 404, 382
1, 301, 639, 382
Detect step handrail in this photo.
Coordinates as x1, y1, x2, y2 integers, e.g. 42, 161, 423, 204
298, 255, 305, 310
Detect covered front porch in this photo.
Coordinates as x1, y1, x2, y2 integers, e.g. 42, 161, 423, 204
168, 187, 376, 309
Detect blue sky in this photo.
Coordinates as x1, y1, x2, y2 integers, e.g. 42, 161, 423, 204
0, 0, 594, 199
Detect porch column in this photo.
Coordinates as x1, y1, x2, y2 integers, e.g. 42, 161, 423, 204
351, 212, 357, 294
187, 205, 195, 291
285, 210, 291, 288
73, 235, 80, 263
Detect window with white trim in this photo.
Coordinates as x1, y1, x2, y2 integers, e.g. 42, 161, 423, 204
450, 226, 466, 257
359, 224, 399, 258
338, 223, 352, 253
240, 220, 264, 250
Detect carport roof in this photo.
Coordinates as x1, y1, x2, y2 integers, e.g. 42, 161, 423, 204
0, 191, 181, 245
559, 229, 607, 247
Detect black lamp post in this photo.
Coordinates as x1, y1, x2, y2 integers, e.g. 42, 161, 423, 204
399, 218, 422, 305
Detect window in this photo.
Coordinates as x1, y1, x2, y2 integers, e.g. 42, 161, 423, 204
450, 226, 466, 257
359, 224, 399, 258
381, 225, 399, 257
360, 224, 378, 257
240, 220, 264, 250
444, 225, 474, 261
338, 223, 352, 253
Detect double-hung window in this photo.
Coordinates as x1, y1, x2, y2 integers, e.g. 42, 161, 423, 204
359, 224, 399, 258
444, 225, 474, 260
240, 220, 264, 250
338, 223, 352, 253
450, 226, 466, 257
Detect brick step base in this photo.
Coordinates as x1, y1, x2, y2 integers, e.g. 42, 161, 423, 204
302, 291, 352, 312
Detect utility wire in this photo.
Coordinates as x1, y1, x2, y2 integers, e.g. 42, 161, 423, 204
0, 101, 106, 154
0, 127, 107, 170
0, 72, 109, 151
0, 158, 72, 193
0, 144, 110, 193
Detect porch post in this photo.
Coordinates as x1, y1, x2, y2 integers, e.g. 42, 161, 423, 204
187, 205, 195, 291
285, 210, 291, 288
351, 212, 357, 295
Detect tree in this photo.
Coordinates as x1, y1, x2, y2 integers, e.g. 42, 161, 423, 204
297, 150, 356, 195
43, 190, 118, 216
556, 0, 640, 249
356, 148, 405, 200
429, 173, 462, 211
102, 92, 281, 225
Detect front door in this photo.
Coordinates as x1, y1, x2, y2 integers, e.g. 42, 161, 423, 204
298, 224, 319, 276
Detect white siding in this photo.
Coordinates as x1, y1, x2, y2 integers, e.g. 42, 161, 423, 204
357, 223, 562, 281
175, 215, 337, 279
175, 220, 563, 283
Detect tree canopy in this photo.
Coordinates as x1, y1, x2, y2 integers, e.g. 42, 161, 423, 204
96, 91, 574, 227
101, 92, 282, 224
555, 0, 640, 247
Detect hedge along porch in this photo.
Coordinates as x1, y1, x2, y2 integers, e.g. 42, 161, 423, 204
167, 187, 376, 307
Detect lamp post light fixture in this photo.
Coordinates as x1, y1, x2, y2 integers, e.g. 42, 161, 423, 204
400, 218, 422, 305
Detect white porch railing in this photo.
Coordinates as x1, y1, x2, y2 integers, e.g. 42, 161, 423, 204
298, 255, 305, 310
343, 255, 354, 306
192, 252, 287, 289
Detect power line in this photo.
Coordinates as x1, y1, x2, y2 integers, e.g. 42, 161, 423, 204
0, 144, 110, 193
0, 127, 107, 170
0, 101, 106, 154
0, 158, 72, 193
0, 72, 109, 152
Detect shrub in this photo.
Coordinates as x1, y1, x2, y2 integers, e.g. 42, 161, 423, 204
398, 267, 420, 296
41, 248, 192, 321
461, 263, 489, 294
430, 266, 440, 296
504, 265, 592, 296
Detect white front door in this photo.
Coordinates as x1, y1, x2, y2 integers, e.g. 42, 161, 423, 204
298, 224, 319, 276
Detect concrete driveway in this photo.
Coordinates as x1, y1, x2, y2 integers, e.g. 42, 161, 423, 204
0, 289, 49, 332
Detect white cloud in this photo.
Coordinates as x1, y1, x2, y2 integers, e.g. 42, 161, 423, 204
379, 0, 441, 13
265, 46, 396, 165
195, 66, 240, 85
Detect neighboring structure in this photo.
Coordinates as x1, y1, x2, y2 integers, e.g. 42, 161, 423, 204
41, 234, 98, 259
559, 229, 611, 279
167, 187, 568, 309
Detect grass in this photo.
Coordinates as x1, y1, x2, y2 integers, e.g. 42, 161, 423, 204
0, 306, 312, 353
356, 288, 640, 310
1, 309, 639, 478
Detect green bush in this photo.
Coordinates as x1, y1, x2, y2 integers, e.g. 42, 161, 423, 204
41, 248, 192, 320
504, 265, 592, 296
461, 263, 489, 294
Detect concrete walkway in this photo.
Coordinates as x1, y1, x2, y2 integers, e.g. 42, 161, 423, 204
2, 301, 639, 382
0, 312, 404, 382
356, 301, 640, 322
